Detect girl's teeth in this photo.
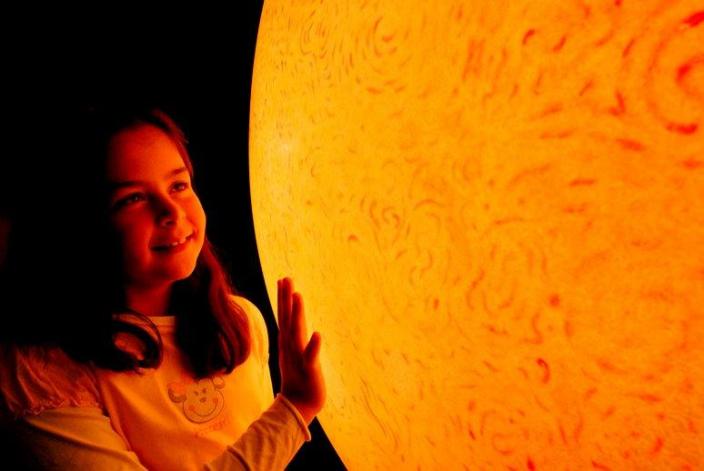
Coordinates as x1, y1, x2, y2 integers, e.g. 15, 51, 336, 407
170, 237, 187, 247
157, 236, 190, 250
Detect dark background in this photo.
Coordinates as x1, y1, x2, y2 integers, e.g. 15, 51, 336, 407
2, 5, 346, 470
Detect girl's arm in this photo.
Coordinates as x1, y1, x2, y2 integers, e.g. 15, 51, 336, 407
10, 396, 309, 471
12, 407, 148, 470
204, 393, 311, 470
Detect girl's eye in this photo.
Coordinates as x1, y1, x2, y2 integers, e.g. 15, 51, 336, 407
115, 193, 145, 209
172, 181, 189, 192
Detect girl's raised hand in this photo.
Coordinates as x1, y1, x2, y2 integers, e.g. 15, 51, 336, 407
277, 277, 326, 425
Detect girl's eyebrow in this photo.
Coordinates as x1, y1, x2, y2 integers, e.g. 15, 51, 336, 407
108, 167, 189, 191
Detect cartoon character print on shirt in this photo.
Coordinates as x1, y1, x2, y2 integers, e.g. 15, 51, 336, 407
168, 376, 226, 424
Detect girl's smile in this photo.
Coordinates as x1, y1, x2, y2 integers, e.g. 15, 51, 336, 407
152, 232, 195, 253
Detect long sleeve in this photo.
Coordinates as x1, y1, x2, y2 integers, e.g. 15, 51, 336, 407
9, 406, 148, 470
204, 394, 312, 470
7, 393, 311, 471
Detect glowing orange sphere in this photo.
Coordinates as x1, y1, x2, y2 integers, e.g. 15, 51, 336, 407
250, 1, 703, 468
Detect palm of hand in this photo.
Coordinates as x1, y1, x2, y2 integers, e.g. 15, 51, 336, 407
277, 277, 326, 424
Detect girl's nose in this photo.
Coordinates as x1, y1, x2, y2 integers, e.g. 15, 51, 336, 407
155, 196, 185, 226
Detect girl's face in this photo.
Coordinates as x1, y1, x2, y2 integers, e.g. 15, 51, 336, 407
106, 124, 206, 289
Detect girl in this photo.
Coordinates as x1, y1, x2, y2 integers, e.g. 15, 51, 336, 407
0, 106, 325, 469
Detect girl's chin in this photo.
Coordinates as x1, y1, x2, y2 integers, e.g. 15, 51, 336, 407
162, 264, 199, 282
127, 263, 199, 286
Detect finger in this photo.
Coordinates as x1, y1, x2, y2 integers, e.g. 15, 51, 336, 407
277, 278, 288, 350
284, 277, 293, 336
277, 278, 283, 331
304, 332, 322, 366
292, 292, 307, 352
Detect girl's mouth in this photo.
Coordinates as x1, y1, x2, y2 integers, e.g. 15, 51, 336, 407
152, 233, 194, 252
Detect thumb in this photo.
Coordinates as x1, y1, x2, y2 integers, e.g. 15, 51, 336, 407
304, 332, 322, 365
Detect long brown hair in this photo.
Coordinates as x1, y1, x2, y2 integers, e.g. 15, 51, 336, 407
0, 105, 251, 380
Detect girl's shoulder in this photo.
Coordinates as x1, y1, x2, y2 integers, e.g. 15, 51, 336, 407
0, 342, 103, 423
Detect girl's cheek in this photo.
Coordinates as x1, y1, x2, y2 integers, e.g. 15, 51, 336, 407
189, 200, 207, 228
